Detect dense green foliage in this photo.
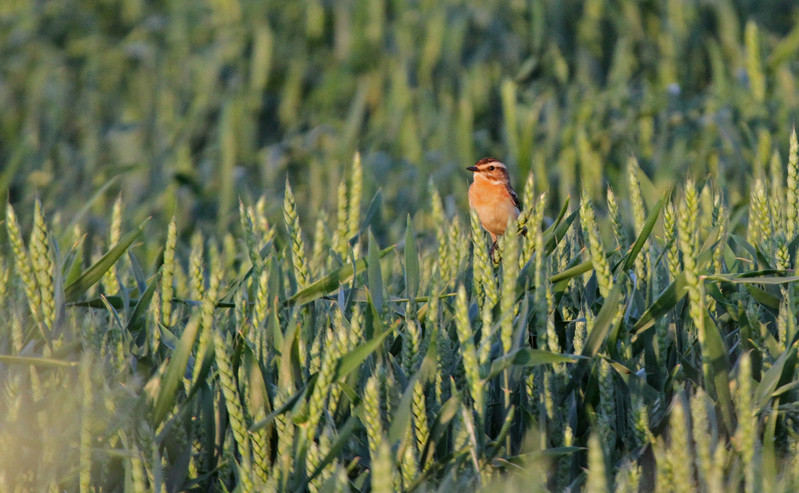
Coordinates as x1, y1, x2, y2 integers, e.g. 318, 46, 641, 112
3, 0, 799, 491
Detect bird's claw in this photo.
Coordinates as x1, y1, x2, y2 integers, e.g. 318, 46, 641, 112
489, 241, 500, 263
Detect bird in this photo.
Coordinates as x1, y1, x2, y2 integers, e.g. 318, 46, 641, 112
466, 157, 524, 261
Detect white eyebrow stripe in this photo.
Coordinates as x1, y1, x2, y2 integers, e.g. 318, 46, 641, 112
478, 161, 506, 170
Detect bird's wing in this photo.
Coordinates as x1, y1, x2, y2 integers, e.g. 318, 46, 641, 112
507, 184, 522, 211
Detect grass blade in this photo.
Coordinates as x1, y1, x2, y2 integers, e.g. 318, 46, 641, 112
64, 218, 149, 302
152, 315, 201, 428
620, 192, 665, 272
485, 349, 582, 381
285, 243, 396, 306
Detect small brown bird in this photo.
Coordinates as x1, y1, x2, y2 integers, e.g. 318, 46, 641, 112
466, 157, 523, 260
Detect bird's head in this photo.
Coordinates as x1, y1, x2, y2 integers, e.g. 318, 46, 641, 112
466, 157, 509, 185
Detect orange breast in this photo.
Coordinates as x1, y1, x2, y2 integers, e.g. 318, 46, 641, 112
468, 181, 519, 238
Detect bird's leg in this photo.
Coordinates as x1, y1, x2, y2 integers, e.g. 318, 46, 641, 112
489, 240, 498, 263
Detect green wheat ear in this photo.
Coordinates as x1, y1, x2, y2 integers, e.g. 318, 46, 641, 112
160, 216, 177, 328
333, 180, 349, 257
214, 325, 255, 492
586, 432, 608, 493
678, 181, 709, 380
6, 203, 44, 335
282, 180, 309, 287
580, 190, 613, 298
31, 199, 55, 333
499, 220, 519, 355
786, 127, 798, 239
455, 283, 484, 417
372, 438, 395, 493
666, 396, 694, 493
606, 186, 625, 249
735, 352, 759, 493
470, 207, 496, 309
691, 389, 722, 492
628, 156, 649, 290
348, 151, 363, 249
102, 194, 123, 293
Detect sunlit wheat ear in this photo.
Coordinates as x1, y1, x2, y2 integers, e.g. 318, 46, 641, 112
628, 157, 649, 289
239, 200, 262, 277
188, 231, 205, 300
606, 186, 625, 249
251, 267, 269, 357
663, 201, 681, 281
306, 426, 334, 493
362, 374, 383, 463
213, 325, 255, 492
399, 420, 420, 489
521, 192, 546, 269
402, 315, 422, 375
678, 182, 710, 379
691, 389, 722, 492
411, 378, 430, 465
160, 217, 177, 328
580, 190, 613, 298
711, 193, 727, 274
666, 396, 694, 493
469, 208, 496, 309
615, 459, 642, 493
333, 180, 349, 257
327, 311, 347, 419
586, 433, 607, 493
735, 352, 759, 493
305, 315, 346, 444
522, 169, 535, 213
555, 423, 574, 490
499, 220, 519, 355
250, 405, 270, 488
348, 151, 363, 253
282, 180, 309, 287
750, 178, 772, 251
455, 284, 484, 416
787, 127, 799, 239
477, 291, 493, 371
273, 389, 295, 489
192, 246, 222, 385
102, 194, 123, 293
0, 260, 8, 307
372, 438, 395, 493
5, 204, 43, 342
447, 214, 464, 277
31, 200, 55, 333
533, 226, 547, 349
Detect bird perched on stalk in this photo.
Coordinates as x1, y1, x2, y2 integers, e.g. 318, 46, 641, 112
467, 157, 526, 261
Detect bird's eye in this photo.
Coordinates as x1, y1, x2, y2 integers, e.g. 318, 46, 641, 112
488, 165, 495, 171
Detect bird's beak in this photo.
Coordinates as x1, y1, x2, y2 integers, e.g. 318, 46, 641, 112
466, 166, 479, 172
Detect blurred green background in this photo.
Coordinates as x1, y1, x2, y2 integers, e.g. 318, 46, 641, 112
4, 2, 799, 491
2, 0, 799, 241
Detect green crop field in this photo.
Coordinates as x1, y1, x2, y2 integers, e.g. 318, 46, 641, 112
3, 0, 799, 491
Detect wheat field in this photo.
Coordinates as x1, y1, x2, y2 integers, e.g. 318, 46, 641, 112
3, 1, 799, 492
